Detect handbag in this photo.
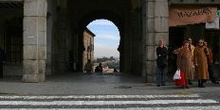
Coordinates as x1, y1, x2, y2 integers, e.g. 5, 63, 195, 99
173, 69, 181, 80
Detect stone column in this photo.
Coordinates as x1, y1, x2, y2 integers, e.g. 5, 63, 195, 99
145, 0, 169, 82
23, 0, 47, 82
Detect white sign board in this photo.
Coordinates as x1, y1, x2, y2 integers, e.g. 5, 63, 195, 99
206, 17, 219, 29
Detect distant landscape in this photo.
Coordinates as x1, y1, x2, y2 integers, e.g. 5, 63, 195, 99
93, 56, 120, 73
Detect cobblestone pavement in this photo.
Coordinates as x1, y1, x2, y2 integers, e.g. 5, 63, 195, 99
0, 73, 220, 109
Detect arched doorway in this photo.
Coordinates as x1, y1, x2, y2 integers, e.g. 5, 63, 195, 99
86, 19, 120, 73
76, 10, 125, 73
19, 0, 170, 83
50, 0, 145, 78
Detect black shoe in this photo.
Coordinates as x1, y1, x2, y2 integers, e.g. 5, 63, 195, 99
181, 85, 189, 89
198, 85, 205, 88
212, 81, 219, 84
157, 85, 160, 87
181, 85, 185, 89
188, 81, 193, 85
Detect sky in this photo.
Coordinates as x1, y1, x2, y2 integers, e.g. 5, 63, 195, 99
87, 19, 120, 58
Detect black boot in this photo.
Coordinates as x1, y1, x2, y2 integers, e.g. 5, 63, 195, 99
201, 80, 205, 88
198, 80, 201, 87
182, 79, 189, 89
188, 80, 193, 85
185, 79, 189, 89
198, 80, 205, 88
212, 81, 219, 84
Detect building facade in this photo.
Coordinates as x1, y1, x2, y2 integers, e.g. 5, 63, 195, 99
82, 28, 95, 72
0, 0, 219, 83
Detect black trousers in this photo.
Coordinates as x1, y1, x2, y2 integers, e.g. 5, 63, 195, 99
208, 64, 217, 82
0, 63, 3, 78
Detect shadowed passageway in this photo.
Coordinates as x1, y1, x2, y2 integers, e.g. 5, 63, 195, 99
0, 72, 145, 84
46, 72, 145, 83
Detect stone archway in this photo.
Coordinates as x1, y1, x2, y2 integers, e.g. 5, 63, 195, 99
21, 0, 169, 83
65, 0, 145, 75
48, 0, 147, 80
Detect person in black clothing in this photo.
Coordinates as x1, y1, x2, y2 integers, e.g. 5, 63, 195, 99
95, 63, 103, 73
204, 42, 219, 84
0, 48, 5, 78
156, 40, 168, 87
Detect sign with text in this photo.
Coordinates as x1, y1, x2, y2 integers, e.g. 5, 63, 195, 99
169, 6, 217, 27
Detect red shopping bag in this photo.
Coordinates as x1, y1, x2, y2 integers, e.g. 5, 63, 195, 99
174, 71, 186, 86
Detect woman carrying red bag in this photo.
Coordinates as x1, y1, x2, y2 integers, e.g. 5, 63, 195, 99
174, 70, 186, 87
173, 41, 194, 89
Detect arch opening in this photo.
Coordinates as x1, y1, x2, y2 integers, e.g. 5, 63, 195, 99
51, 0, 145, 79
73, 9, 127, 74
85, 19, 120, 73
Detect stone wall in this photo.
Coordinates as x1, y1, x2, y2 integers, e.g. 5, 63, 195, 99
22, 0, 47, 82
144, 0, 169, 82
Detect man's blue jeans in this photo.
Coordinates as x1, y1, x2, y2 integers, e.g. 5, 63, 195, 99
156, 67, 166, 86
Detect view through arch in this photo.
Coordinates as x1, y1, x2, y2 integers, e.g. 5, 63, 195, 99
86, 19, 120, 73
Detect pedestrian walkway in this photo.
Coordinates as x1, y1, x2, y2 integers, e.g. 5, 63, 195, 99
0, 94, 219, 109
0, 73, 220, 109
0, 72, 219, 95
